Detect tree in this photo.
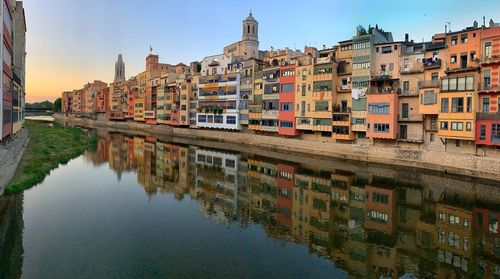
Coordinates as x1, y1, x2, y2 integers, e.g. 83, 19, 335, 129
53, 98, 62, 112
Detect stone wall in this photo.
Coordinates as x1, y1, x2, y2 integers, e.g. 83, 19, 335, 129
54, 114, 500, 181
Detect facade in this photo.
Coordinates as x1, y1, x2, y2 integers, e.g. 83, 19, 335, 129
11, 0, 25, 135
61, 14, 500, 154
476, 20, 500, 147
1, 0, 13, 141
438, 24, 482, 153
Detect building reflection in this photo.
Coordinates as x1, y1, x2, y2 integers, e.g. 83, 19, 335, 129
0, 193, 24, 279
85, 133, 500, 279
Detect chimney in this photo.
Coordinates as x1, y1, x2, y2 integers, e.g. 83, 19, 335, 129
484, 16, 486, 27
445, 24, 447, 34
473, 20, 478, 28
490, 19, 495, 28
405, 33, 409, 42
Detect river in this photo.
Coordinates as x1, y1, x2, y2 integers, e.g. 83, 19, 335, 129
0, 129, 499, 278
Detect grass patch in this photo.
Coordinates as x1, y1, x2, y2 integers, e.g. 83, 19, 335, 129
5, 120, 94, 194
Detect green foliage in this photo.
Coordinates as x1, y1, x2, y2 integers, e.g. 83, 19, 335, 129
53, 98, 62, 112
5, 121, 91, 194
25, 100, 54, 110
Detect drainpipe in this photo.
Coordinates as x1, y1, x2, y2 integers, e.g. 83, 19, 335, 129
236, 69, 241, 129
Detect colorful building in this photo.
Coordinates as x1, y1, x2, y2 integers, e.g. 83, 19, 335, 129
476, 20, 500, 147
333, 40, 355, 141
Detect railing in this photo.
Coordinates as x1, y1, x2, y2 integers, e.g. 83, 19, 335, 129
481, 54, 500, 65
397, 133, 424, 142
476, 112, 500, 121
423, 58, 441, 69
400, 64, 424, 74
370, 87, 400, 94
418, 80, 440, 88
316, 57, 333, 64
398, 114, 423, 122
262, 110, 279, 119
426, 123, 437, 131
337, 85, 351, 92
373, 70, 392, 79
479, 84, 500, 92
333, 106, 351, 113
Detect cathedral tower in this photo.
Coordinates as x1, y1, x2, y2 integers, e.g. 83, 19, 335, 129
114, 54, 125, 82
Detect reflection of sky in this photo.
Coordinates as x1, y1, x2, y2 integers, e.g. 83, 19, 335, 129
25, 0, 500, 102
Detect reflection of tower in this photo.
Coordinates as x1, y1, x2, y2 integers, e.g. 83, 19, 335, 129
114, 54, 125, 82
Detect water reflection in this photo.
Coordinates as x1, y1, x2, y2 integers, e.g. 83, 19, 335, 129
0, 193, 23, 279
82, 131, 500, 279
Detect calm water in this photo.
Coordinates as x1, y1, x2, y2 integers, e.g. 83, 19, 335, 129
1, 130, 499, 279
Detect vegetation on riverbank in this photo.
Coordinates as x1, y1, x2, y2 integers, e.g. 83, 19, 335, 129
5, 120, 94, 194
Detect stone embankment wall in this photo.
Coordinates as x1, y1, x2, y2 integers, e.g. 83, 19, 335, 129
54, 114, 500, 181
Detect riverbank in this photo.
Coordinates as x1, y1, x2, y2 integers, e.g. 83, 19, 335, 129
54, 114, 500, 181
3, 120, 93, 194
0, 129, 29, 195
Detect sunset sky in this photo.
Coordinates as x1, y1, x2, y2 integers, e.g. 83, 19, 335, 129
25, 0, 500, 102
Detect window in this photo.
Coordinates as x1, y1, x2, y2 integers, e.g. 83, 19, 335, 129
198, 114, 207, 123
492, 124, 500, 142
466, 122, 471, 131
466, 96, 472, 112
372, 192, 389, 204
480, 125, 486, 140
181, 105, 187, 111
451, 36, 457, 45
438, 229, 446, 243
280, 121, 293, 128
207, 115, 214, 123
451, 54, 457, 63
451, 122, 463, 131
226, 116, 236, 124
280, 102, 292, 111
368, 103, 390, 114
438, 212, 446, 221
485, 42, 492, 58
2, 42, 12, 68
448, 232, 460, 249
315, 101, 329, 111
403, 81, 410, 92
431, 72, 439, 82
281, 83, 294, 93
482, 98, 490, 112
484, 70, 491, 89
451, 97, 464, 112
301, 84, 306, 96
214, 115, 223, 124
440, 121, 448, 130
430, 133, 435, 142
461, 34, 468, 44
374, 123, 390, 132
3, 4, 11, 35
441, 98, 449, 113
382, 46, 392, 54
423, 91, 437, 105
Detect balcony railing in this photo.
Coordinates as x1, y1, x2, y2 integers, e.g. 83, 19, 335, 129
333, 106, 351, 113
337, 85, 351, 92
418, 80, 440, 88
398, 114, 423, 122
423, 58, 441, 69
316, 57, 333, 64
397, 133, 424, 142
370, 87, 400, 94
400, 64, 423, 74
479, 84, 500, 92
476, 112, 500, 121
399, 87, 419, 96
481, 54, 500, 65
372, 70, 392, 79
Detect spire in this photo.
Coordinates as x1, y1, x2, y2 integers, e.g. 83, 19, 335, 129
114, 54, 125, 82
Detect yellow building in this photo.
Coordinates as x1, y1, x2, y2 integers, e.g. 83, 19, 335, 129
134, 98, 145, 122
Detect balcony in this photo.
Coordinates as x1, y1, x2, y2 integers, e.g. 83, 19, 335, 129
351, 123, 366, 132
316, 57, 333, 64
337, 84, 351, 92
423, 58, 441, 69
481, 54, 500, 65
262, 110, 278, 119
337, 66, 351, 76
333, 106, 351, 113
399, 87, 419, 96
370, 86, 400, 94
397, 133, 424, 142
398, 114, 423, 122
400, 64, 424, 74
313, 73, 333, 81
479, 84, 500, 93
476, 112, 500, 121
371, 70, 393, 80
332, 114, 350, 126
249, 112, 262, 119
418, 80, 440, 89
425, 123, 438, 131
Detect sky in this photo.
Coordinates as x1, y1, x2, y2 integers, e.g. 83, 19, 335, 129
25, 0, 500, 102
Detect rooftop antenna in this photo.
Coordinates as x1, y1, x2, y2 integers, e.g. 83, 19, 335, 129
445, 21, 451, 33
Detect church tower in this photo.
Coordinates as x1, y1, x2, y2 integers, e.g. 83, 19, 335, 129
114, 54, 125, 82
242, 11, 258, 42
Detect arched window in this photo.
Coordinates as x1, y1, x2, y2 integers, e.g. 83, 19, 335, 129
247, 25, 250, 34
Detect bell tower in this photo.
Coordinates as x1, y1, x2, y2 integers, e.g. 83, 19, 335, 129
242, 10, 258, 42
114, 54, 125, 82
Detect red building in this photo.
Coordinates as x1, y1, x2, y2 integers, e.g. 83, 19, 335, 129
278, 64, 299, 136
1, 0, 13, 141
275, 164, 295, 230
96, 87, 109, 113
476, 21, 500, 147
